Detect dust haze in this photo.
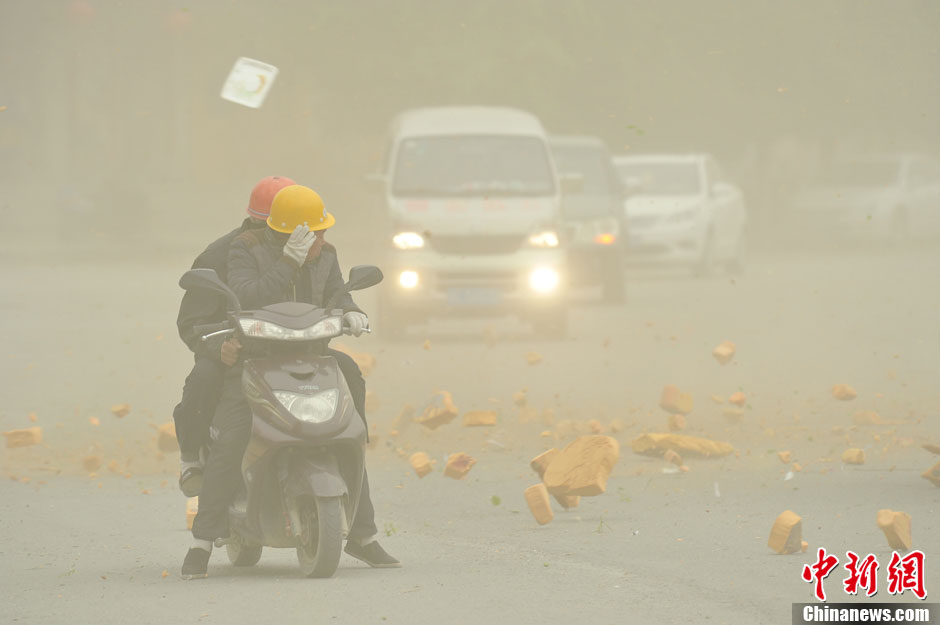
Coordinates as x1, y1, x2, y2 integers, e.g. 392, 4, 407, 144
1, 2, 938, 624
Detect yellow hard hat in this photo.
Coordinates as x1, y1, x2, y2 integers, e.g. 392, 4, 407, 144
266, 185, 336, 233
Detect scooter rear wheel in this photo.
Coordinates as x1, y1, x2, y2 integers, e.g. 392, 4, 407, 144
296, 496, 343, 578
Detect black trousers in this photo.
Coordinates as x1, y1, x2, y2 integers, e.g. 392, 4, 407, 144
191, 348, 377, 542
172, 357, 226, 461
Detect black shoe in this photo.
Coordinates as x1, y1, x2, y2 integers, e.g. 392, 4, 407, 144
179, 466, 203, 498
344, 539, 401, 568
181, 547, 210, 580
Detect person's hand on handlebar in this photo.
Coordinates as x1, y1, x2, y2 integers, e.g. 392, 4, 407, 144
220, 338, 242, 366
343, 312, 369, 337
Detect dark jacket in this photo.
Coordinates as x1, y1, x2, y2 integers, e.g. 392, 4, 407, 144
226, 228, 362, 314
176, 218, 266, 360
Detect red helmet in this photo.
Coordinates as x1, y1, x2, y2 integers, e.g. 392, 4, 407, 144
247, 176, 296, 218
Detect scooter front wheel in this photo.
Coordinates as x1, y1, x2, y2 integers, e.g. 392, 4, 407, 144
296, 496, 343, 578
226, 534, 263, 567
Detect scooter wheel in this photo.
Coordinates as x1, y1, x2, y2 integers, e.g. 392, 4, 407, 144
296, 496, 343, 578
226, 536, 262, 566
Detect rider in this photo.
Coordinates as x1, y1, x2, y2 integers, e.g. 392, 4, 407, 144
173, 176, 295, 496
181, 184, 400, 579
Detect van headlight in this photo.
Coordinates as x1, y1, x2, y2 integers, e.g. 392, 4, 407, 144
238, 316, 343, 341
399, 270, 419, 289
273, 389, 339, 424
393, 232, 425, 250
528, 231, 559, 248
529, 267, 560, 293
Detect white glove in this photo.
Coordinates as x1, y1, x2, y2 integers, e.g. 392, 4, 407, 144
343, 311, 369, 337
283, 224, 316, 265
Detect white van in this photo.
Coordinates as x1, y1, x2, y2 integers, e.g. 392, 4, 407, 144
369, 107, 569, 338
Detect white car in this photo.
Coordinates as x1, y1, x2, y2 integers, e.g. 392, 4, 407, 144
613, 154, 747, 274
789, 154, 940, 240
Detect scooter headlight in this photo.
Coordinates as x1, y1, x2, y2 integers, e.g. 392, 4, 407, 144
392, 231, 425, 250
273, 389, 339, 424
238, 316, 343, 341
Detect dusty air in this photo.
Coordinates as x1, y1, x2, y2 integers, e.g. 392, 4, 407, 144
1, 2, 938, 624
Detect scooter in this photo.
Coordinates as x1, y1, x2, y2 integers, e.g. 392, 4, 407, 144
179, 264, 383, 578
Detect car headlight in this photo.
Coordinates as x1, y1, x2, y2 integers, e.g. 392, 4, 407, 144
399, 270, 419, 289
273, 389, 338, 424
529, 267, 560, 293
528, 231, 559, 248
238, 316, 343, 341
393, 232, 425, 250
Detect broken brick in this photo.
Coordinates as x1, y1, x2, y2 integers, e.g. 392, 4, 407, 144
111, 404, 131, 418
853, 410, 884, 425
157, 423, 178, 453
512, 389, 528, 407
462, 410, 497, 427
659, 385, 693, 415
524, 483, 554, 525
414, 391, 458, 430
3, 427, 42, 448
876, 509, 912, 551
525, 352, 542, 366
922, 460, 940, 487
777, 451, 792, 464
663, 449, 683, 466
543, 435, 620, 497
587, 419, 605, 434
841, 448, 865, 464
409, 452, 433, 478
728, 392, 746, 407
712, 341, 736, 365
530, 449, 559, 479
28, 412, 38, 423
443, 453, 476, 479
921, 443, 940, 455
667, 414, 686, 431
832, 385, 857, 401
631, 433, 734, 458
768, 510, 803, 554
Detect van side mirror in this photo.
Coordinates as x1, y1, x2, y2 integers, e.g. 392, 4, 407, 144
179, 268, 241, 313
559, 172, 584, 195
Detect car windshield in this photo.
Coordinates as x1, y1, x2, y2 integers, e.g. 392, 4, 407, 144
552, 145, 616, 196
818, 160, 902, 187
392, 135, 555, 197
615, 161, 702, 195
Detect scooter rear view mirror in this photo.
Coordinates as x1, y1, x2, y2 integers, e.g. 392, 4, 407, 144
179, 268, 242, 313
345, 265, 384, 292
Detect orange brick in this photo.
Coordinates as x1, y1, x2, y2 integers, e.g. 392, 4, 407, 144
712, 341, 736, 365
443, 453, 476, 479
728, 392, 746, 407
530, 449, 559, 479
832, 385, 857, 401
876, 509, 912, 551
111, 403, 131, 418
631, 432, 734, 458
462, 410, 497, 427
768, 510, 803, 554
543, 435, 620, 497
841, 448, 865, 464
2, 427, 43, 448
524, 484, 554, 525
415, 391, 458, 430
659, 385, 693, 415
777, 451, 792, 464
409, 452, 433, 478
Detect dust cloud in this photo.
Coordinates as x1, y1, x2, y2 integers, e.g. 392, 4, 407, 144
1, 2, 938, 624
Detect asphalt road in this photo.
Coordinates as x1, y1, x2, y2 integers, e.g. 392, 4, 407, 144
1, 243, 938, 625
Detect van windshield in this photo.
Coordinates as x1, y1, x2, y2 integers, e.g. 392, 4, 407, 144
392, 136, 556, 197
615, 161, 702, 196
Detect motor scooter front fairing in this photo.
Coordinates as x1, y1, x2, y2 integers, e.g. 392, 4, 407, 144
230, 302, 367, 546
